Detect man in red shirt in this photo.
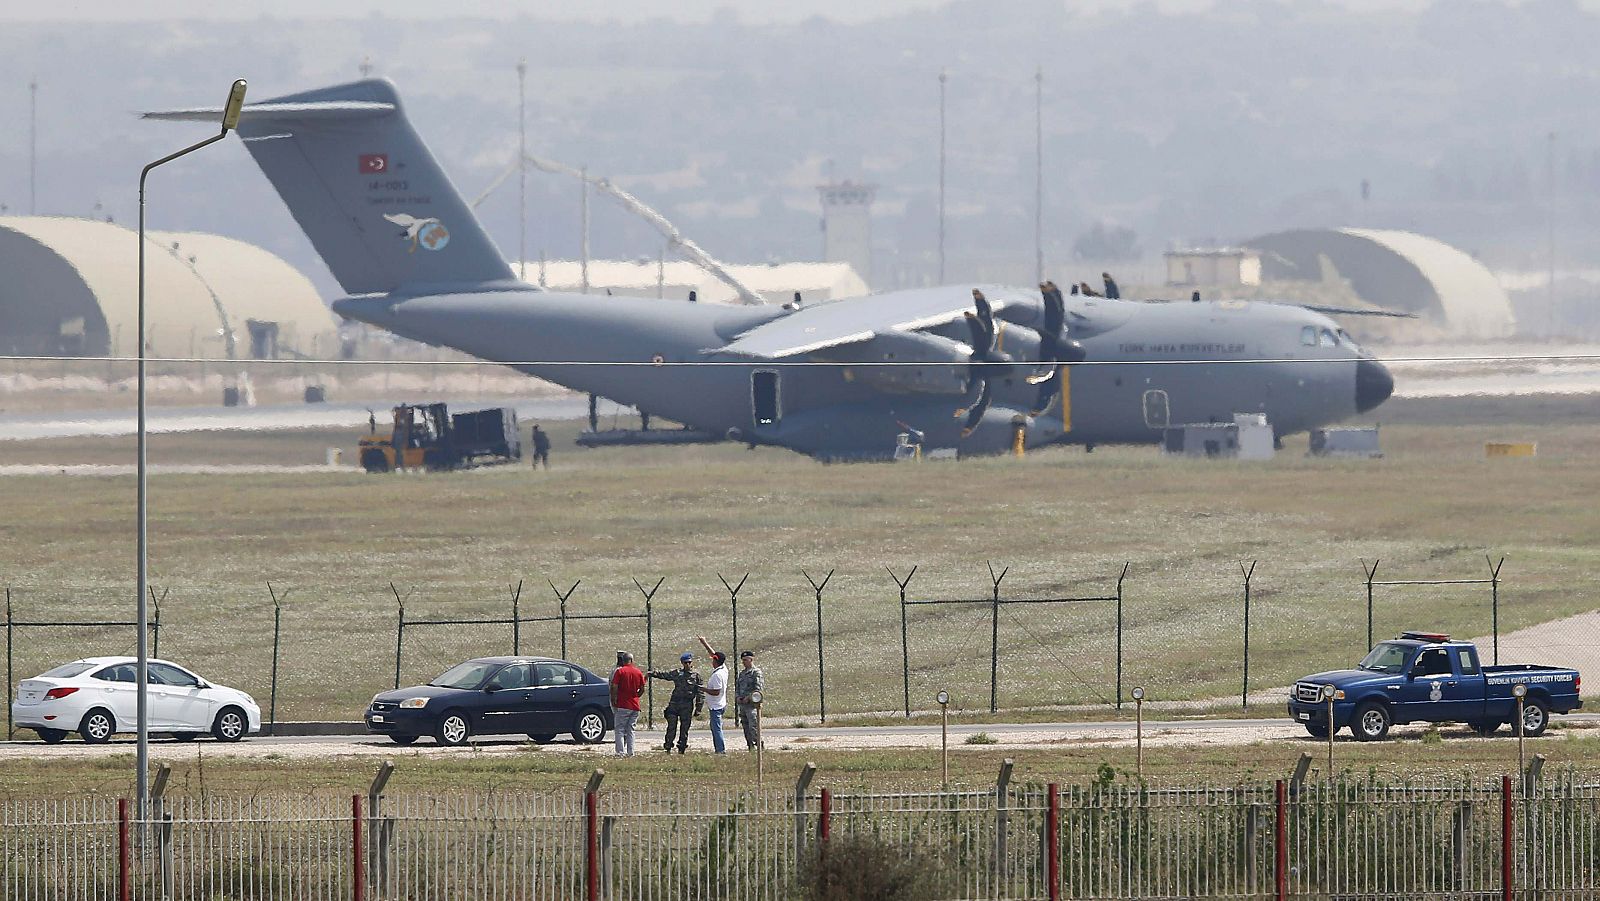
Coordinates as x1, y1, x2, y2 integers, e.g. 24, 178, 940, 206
609, 651, 646, 757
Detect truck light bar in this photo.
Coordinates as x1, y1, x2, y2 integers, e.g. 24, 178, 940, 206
1399, 631, 1451, 642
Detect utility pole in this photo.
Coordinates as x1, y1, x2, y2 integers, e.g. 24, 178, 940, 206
580, 165, 590, 294
1034, 66, 1043, 286
359, 57, 373, 78
938, 69, 947, 285
517, 60, 528, 282
29, 77, 38, 215
1547, 131, 1557, 337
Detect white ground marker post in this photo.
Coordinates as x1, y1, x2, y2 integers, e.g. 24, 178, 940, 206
1321, 684, 1338, 778
1512, 683, 1528, 777
937, 690, 950, 787
1131, 686, 1146, 780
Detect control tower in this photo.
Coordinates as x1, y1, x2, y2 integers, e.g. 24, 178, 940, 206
817, 181, 876, 288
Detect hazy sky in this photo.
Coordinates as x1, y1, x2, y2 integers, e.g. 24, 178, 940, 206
0, 0, 1449, 24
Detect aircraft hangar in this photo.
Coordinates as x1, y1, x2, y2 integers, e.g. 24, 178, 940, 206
1245, 227, 1515, 339
0, 216, 338, 359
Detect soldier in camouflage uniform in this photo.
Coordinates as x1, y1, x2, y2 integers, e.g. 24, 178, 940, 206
648, 652, 703, 753
734, 650, 765, 750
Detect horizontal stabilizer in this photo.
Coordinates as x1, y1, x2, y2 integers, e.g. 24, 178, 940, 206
142, 101, 396, 123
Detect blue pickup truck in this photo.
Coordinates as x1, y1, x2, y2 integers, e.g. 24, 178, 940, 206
1287, 632, 1582, 741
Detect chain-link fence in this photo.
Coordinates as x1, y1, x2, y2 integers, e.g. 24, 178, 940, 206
6, 554, 1596, 737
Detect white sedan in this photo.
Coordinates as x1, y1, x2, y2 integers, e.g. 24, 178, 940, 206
11, 657, 261, 744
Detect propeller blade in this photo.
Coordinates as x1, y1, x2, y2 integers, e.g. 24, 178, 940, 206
960, 379, 994, 437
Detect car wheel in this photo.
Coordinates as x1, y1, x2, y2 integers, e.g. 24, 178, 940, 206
572, 709, 607, 745
79, 708, 116, 744
36, 728, 68, 744
1304, 720, 1330, 739
388, 734, 418, 745
172, 732, 199, 742
1352, 703, 1391, 741
528, 733, 558, 744
1469, 720, 1501, 737
435, 711, 471, 746
1519, 700, 1550, 737
212, 707, 247, 743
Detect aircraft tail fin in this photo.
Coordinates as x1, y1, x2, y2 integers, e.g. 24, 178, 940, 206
146, 79, 513, 296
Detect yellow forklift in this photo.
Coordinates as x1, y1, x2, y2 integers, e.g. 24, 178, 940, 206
359, 403, 521, 472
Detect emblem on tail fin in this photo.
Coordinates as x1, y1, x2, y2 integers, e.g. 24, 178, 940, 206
382, 213, 450, 252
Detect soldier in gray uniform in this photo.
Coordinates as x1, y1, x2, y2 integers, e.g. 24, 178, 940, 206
648, 652, 703, 753
734, 650, 765, 750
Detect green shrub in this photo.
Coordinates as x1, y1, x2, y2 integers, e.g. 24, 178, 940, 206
798, 833, 950, 900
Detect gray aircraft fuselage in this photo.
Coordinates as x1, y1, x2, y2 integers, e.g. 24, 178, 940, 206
335, 283, 1393, 460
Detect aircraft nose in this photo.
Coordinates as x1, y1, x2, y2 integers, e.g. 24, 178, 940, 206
1355, 358, 1394, 414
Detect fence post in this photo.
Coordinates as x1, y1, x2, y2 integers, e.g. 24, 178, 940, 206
4, 587, 12, 740
390, 583, 404, 690
1274, 779, 1287, 901
585, 768, 605, 901
1045, 784, 1060, 901
510, 580, 524, 655
802, 570, 832, 723
151, 763, 172, 900
718, 573, 747, 678
987, 562, 1007, 714
887, 567, 917, 718
635, 578, 665, 731
1116, 563, 1129, 710
794, 762, 817, 861
266, 582, 288, 735
1243, 804, 1259, 895
118, 797, 130, 901
352, 794, 365, 901
367, 760, 394, 897
1241, 561, 1255, 709
550, 580, 581, 661
994, 758, 1013, 897
1453, 799, 1471, 893
1361, 559, 1379, 653
150, 586, 164, 659
1501, 773, 1513, 901
1488, 556, 1505, 665
819, 786, 831, 843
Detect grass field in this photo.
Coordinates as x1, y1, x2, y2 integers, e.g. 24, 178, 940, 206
3, 391, 1600, 735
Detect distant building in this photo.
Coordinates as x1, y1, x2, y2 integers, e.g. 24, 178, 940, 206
521, 259, 869, 305
1165, 248, 1263, 288
817, 181, 876, 290
0, 216, 337, 358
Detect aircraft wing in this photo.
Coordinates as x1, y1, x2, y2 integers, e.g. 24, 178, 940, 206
713, 286, 1027, 359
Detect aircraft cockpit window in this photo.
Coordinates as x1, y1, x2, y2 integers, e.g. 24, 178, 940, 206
1319, 328, 1338, 347
1300, 326, 1317, 347
1337, 329, 1362, 351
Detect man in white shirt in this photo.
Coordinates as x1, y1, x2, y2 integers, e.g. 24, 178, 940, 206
696, 635, 729, 755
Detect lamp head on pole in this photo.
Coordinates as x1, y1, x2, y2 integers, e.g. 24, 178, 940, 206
221, 79, 248, 133
1131, 686, 1145, 702
1512, 683, 1527, 699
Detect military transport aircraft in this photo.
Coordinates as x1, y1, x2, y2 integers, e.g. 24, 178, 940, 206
149, 79, 1393, 461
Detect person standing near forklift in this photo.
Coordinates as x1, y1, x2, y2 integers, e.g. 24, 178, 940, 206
531, 424, 551, 469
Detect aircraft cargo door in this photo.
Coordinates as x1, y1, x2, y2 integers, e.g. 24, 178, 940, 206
752, 370, 781, 428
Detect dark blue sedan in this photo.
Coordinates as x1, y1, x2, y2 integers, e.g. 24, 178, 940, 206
365, 656, 612, 746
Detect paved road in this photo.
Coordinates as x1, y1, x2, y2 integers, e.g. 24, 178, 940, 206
4, 714, 1595, 760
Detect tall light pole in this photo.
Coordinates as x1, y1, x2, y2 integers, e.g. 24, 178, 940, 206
136, 78, 247, 819
517, 60, 528, 282
1034, 66, 1043, 286
937, 69, 947, 285
29, 77, 38, 214
1547, 131, 1557, 337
